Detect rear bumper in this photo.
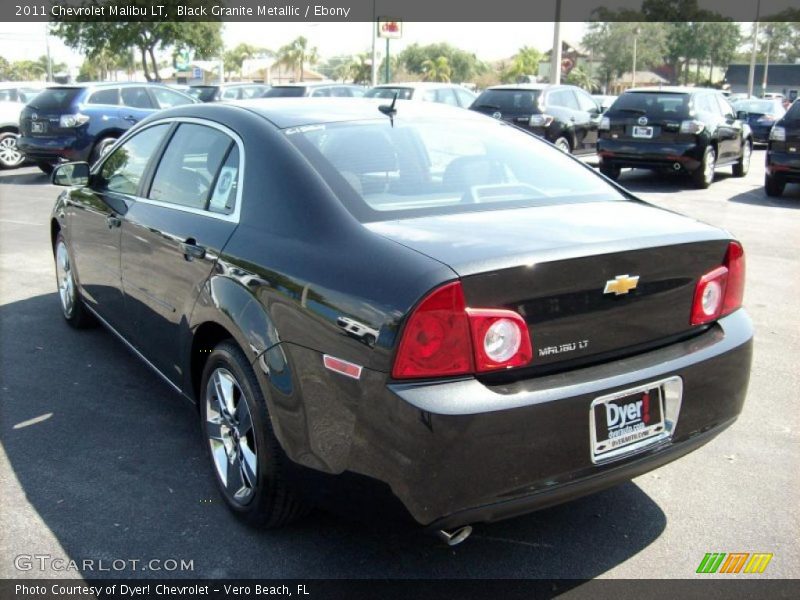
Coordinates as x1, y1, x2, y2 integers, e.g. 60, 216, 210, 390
17, 134, 92, 163
598, 139, 703, 171
274, 310, 753, 527
766, 150, 800, 182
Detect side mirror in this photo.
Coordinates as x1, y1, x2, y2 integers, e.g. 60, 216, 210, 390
736, 110, 749, 121
52, 162, 90, 187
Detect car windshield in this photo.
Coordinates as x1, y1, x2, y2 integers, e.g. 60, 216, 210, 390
364, 87, 415, 100
27, 87, 82, 110
473, 89, 542, 113
608, 92, 691, 119
286, 117, 627, 223
188, 87, 218, 102
733, 99, 783, 115
263, 87, 306, 98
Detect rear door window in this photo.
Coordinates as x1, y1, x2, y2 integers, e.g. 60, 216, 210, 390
148, 123, 237, 212
88, 88, 120, 105
151, 87, 191, 108
121, 87, 155, 109
221, 87, 240, 100
97, 124, 170, 196
548, 89, 579, 110
473, 90, 541, 113
575, 89, 599, 113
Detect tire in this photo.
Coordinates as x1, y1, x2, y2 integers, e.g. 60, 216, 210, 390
553, 137, 571, 153
37, 161, 55, 175
200, 340, 307, 528
54, 231, 94, 328
0, 131, 25, 169
600, 163, 621, 181
732, 140, 752, 177
765, 174, 785, 197
692, 146, 716, 189
90, 137, 117, 164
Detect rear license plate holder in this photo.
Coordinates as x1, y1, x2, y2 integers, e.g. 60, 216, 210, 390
632, 126, 653, 139
31, 121, 47, 134
590, 377, 682, 463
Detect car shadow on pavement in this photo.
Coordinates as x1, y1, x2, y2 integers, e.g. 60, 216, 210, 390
1, 293, 667, 580
728, 186, 800, 208
0, 168, 50, 186
618, 168, 735, 194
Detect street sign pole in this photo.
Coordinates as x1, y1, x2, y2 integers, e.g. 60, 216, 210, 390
377, 18, 402, 85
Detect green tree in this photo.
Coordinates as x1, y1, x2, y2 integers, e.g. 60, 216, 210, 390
224, 43, 270, 79
583, 22, 667, 84
398, 43, 486, 83
421, 56, 452, 82
276, 36, 318, 82
501, 46, 542, 83
52, 1, 222, 81
564, 66, 599, 92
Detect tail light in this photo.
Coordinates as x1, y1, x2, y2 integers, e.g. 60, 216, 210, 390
690, 241, 745, 325
680, 120, 705, 135
770, 126, 786, 141
529, 114, 554, 127
599, 116, 610, 130
392, 281, 533, 379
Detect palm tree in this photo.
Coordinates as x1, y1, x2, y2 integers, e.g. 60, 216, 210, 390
564, 66, 600, 92
421, 56, 451, 82
277, 36, 318, 82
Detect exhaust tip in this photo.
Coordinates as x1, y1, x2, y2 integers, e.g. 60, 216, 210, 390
436, 525, 473, 546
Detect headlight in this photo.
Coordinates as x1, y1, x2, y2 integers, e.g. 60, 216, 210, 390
529, 114, 554, 127
769, 126, 786, 141
59, 113, 90, 128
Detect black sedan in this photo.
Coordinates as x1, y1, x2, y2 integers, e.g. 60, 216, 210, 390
49, 99, 753, 542
765, 99, 800, 196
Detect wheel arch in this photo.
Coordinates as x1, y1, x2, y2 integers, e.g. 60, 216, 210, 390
0, 125, 19, 134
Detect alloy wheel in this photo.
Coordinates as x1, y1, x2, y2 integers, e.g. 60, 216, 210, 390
55, 241, 75, 318
704, 148, 716, 185
205, 368, 258, 505
741, 142, 751, 172
0, 134, 24, 167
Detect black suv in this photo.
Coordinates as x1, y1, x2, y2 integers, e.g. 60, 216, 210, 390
597, 87, 753, 188
470, 84, 601, 155
764, 99, 800, 196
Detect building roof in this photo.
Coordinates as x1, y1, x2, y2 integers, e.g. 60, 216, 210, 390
724, 64, 800, 86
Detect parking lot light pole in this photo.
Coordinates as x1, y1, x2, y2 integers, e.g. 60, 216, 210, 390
747, 0, 761, 97
632, 27, 641, 89
762, 26, 773, 96
550, 0, 562, 84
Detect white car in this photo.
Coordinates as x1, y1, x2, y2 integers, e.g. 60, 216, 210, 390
0, 82, 44, 169
364, 82, 476, 108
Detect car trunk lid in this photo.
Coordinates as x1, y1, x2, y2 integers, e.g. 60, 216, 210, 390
367, 201, 730, 370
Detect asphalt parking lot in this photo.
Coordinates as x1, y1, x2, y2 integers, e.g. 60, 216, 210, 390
1, 153, 798, 580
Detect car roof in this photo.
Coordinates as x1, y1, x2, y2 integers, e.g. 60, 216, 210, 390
230, 97, 489, 129
44, 82, 174, 90
372, 82, 460, 89
485, 83, 549, 91
625, 86, 720, 95
271, 82, 341, 88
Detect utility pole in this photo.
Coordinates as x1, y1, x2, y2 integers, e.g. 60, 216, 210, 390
370, 2, 377, 86
550, 0, 562, 84
762, 26, 773, 96
631, 27, 641, 89
44, 24, 53, 82
747, 0, 761, 98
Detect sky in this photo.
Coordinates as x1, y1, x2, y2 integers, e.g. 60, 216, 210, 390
0, 21, 588, 69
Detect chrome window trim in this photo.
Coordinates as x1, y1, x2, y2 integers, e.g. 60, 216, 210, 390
92, 116, 245, 224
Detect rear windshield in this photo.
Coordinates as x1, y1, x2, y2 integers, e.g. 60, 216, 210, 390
608, 92, 691, 119
27, 87, 82, 110
188, 87, 218, 102
473, 89, 542, 113
785, 100, 800, 123
286, 117, 626, 223
733, 99, 783, 115
364, 87, 414, 100
263, 87, 306, 98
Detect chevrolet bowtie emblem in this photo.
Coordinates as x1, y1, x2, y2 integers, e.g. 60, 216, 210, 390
604, 274, 640, 295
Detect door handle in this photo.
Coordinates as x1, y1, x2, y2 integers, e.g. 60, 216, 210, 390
106, 215, 121, 229
180, 239, 206, 261
123, 115, 138, 123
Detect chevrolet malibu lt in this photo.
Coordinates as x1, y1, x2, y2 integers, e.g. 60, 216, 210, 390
49, 100, 752, 542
